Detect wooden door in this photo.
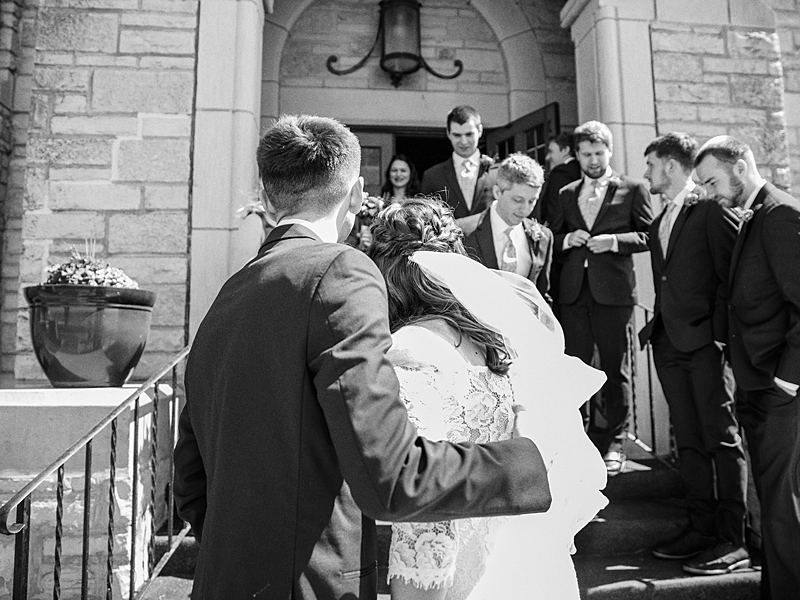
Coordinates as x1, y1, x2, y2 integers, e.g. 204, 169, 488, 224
485, 103, 560, 165
353, 131, 394, 197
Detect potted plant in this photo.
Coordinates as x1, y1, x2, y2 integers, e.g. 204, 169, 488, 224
24, 247, 157, 388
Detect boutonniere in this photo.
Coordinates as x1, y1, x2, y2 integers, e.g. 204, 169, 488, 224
684, 191, 702, 207
357, 195, 385, 225
734, 206, 754, 231
523, 219, 545, 242
523, 219, 546, 253
608, 175, 622, 187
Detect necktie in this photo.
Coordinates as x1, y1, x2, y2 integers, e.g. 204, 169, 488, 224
500, 228, 517, 273
659, 200, 677, 256
459, 159, 476, 209
581, 179, 603, 230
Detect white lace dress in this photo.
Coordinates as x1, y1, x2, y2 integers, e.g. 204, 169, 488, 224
387, 324, 607, 600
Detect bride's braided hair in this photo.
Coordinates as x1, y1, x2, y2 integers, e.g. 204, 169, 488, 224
368, 197, 511, 374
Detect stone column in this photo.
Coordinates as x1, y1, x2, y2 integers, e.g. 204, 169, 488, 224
188, 0, 265, 337
560, 0, 658, 175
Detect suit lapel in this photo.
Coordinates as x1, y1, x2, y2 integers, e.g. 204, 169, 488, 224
664, 203, 691, 263
475, 210, 499, 269
569, 181, 590, 231
729, 184, 769, 288
591, 176, 619, 231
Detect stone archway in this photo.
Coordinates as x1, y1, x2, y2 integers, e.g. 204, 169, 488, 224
261, 0, 572, 129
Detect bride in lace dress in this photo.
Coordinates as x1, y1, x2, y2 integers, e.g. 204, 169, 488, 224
367, 197, 608, 599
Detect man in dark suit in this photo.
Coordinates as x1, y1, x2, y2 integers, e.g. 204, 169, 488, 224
695, 136, 800, 599
548, 120, 653, 475
534, 132, 583, 318
533, 132, 583, 226
173, 115, 552, 600
638, 133, 748, 575
420, 105, 496, 220
458, 152, 553, 297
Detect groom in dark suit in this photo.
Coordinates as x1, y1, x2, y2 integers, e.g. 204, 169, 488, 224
548, 120, 653, 475
173, 115, 552, 600
638, 133, 748, 575
420, 105, 496, 220
458, 152, 553, 297
695, 136, 800, 599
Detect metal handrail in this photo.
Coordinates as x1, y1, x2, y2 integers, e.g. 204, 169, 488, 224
0, 344, 192, 600
0, 346, 190, 535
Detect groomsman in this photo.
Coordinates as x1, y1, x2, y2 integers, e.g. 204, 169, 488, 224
420, 105, 496, 220
533, 132, 582, 225
548, 120, 653, 475
458, 152, 553, 296
638, 133, 748, 575
695, 136, 800, 599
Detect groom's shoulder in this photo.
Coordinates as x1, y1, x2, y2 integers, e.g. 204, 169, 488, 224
264, 239, 383, 285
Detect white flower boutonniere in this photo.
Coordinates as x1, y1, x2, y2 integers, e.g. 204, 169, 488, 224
523, 219, 546, 253
684, 190, 702, 207
608, 175, 622, 187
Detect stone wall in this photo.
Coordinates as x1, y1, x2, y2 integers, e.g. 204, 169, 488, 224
651, 21, 791, 187
769, 0, 800, 190
11, 0, 198, 384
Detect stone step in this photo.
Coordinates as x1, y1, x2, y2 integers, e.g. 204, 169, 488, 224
575, 552, 760, 599
575, 498, 687, 556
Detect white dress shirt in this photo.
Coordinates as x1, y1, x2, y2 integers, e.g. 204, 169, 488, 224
490, 203, 532, 277
565, 166, 619, 255
454, 150, 481, 210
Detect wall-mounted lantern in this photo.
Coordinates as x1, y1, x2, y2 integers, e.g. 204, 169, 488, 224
326, 0, 463, 88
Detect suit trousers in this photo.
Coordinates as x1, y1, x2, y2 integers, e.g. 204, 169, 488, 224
736, 387, 800, 600
560, 270, 633, 455
651, 327, 747, 546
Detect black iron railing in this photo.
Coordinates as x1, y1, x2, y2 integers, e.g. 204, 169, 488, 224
0, 345, 191, 600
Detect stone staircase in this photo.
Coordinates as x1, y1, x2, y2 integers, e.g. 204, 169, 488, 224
145, 456, 761, 599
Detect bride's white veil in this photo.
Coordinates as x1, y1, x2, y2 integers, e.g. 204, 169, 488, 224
408, 251, 606, 410
409, 251, 609, 556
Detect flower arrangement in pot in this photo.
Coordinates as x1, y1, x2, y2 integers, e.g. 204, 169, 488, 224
24, 245, 157, 388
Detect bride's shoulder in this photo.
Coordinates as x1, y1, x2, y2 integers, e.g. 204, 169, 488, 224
389, 320, 465, 371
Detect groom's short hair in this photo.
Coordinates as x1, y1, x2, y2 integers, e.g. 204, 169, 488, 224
496, 153, 544, 190
257, 114, 361, 216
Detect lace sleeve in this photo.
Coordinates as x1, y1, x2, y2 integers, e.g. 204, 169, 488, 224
388, 364, 460, 590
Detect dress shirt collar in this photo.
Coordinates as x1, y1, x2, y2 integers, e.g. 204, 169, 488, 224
582, 166, 613, 189
489, 202, 522, 235
453, 150, 481, 170
742, 178, 767, 211
278, 217, 339, 243
669, 180, 696, 209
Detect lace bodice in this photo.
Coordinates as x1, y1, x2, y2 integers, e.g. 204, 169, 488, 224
387, 333, 516, 599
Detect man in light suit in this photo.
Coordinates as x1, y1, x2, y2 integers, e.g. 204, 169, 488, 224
458, 152, 553, 297
420, 105, 496, 220
638, 133, 748, 575
695, 136, 800, 599
548, 120, 653, 475
173, 115, 552, 600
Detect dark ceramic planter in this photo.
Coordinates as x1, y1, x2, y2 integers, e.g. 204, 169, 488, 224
24, 285, 157, 388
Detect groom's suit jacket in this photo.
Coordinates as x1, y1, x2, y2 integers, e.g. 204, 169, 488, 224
420, 154, 496, 220
458, 208, 553, 297
173, 224, 550, 600
548, 173, 653, 306
727, 182, 800, 391
638, 198, 738, 352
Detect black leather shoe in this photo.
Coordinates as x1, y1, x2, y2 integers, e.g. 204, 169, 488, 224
682, 542, 750, 575
652, 529, 715, 560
